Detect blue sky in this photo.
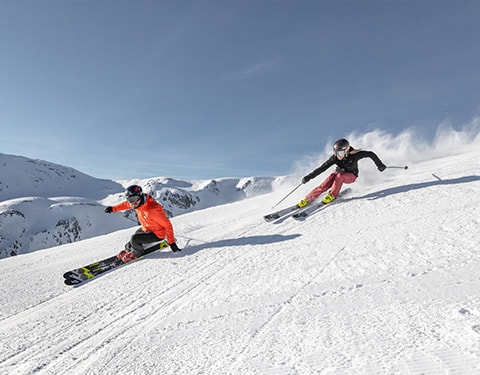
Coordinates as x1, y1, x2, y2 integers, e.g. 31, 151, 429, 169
1, 1, 479, 180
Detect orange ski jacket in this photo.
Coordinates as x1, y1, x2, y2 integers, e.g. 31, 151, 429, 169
112, 194, 175, 244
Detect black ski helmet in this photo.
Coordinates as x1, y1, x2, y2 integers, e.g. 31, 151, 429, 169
333, 138, 350, 152
125, 185, 143, 198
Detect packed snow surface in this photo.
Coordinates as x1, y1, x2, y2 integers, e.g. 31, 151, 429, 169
1, 149, 479, 374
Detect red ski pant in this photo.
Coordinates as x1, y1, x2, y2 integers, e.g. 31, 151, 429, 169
306, 171, 357, 202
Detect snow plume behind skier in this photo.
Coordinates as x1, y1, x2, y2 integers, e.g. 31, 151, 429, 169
104, 185, 181, 262
296, 138, 387, 207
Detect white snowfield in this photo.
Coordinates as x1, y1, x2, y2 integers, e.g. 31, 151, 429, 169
1, 149, 479, 375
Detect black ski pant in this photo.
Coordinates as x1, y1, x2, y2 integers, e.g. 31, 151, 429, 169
128, 228, 163, 256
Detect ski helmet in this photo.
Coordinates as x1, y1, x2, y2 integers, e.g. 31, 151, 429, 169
333, 138, 350, 152
125, 185, 143, 203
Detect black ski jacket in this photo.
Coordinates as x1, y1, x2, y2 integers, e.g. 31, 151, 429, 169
305, 148, 386, 180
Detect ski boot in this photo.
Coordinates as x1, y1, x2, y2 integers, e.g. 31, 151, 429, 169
322, 193, 335, 204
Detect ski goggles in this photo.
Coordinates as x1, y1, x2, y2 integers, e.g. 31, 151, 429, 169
127, 195, 141, 204
335, 150, 348, 158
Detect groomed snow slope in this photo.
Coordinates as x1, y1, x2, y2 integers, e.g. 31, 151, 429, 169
1, 149, 479, 375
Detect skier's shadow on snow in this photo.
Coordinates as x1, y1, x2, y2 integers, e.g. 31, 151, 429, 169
354, 175, 480, 201
148, 234, 301, 258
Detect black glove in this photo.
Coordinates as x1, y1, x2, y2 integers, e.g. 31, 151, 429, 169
302, 175, 312, 184
104, 206, 113, 213
378, 164, 386, 172
170, 242, 181, 253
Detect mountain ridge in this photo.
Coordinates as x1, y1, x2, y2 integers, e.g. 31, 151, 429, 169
0, 152, 285, 258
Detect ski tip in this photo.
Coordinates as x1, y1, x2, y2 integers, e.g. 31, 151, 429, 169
63, 271, 78, 279
64, 278, 82, 286
263, 215, 278, 222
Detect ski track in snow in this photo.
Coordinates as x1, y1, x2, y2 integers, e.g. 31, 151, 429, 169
1, 149, 480, 374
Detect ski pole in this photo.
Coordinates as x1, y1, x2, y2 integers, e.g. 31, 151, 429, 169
272, 183, 302, 209
113, 211, 138, 223
387, 165, 408, 170
176, 234, 208, 244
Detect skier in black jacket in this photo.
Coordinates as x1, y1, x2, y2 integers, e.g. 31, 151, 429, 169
297, 138, 386, 207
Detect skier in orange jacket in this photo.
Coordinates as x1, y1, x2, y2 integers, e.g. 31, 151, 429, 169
104, 185, 181, 262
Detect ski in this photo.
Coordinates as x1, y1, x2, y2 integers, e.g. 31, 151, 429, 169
63, 241, 169, 286
263, 203, 304, 222
292, 188, 352, 220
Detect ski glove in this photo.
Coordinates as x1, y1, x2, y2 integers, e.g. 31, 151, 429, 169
170, 242, 181, 253
104, 206, 113, 213
302, 175, 312, 184
377, 164, 386, 172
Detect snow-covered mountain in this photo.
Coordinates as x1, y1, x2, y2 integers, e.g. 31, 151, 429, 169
0, 153, 282, 258
0, 147, 479, 374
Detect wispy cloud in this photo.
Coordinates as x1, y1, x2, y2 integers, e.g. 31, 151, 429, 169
230, 58, 280, 80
